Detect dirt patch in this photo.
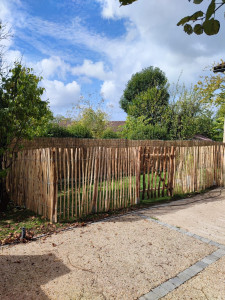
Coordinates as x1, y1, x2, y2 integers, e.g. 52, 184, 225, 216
0, 214, 215, 300
138, 188, 225, 245
163, 256, 225, 300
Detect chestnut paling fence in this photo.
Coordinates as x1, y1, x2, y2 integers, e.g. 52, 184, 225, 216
5, 138, 225, 222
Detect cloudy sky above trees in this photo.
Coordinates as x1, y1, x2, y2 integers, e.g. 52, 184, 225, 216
1, 0, 224, 120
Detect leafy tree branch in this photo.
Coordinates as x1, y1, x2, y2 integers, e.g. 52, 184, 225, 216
119, 0, 225, 35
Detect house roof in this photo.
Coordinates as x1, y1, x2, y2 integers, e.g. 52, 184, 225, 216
107, 121, 126, 132
57, 119, 126, 132
193, 134, 212, 141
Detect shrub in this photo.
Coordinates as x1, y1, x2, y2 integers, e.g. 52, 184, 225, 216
43, 123, 72, 137
67, 123, 93, 138
121, 116, 168, 140
101, 128, 119, 139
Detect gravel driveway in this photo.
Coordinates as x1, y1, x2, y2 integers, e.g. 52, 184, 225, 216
1, 188, 225, 300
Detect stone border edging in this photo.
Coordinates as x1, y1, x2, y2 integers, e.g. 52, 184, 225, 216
137, 214, 225, 300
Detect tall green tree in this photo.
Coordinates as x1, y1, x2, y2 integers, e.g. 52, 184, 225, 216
195, 71, 225, 106
119, 0, 225, 35
120, 66, 169, 117
164, 85, 214, 140
195, 70, 225, 140
0, 63, 52, 211
211, 105, 225, 140
127, 86, 169, 125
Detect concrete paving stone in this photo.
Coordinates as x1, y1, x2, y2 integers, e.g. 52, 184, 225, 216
185, 232, 194, 237
139, 291, 160, 300
163, 224, 170, 228
166, 224, 175, 229
152, 286, 168, 298
177, 271, 191, 282
218, 244, 225, 250
170, 226, 179, 231
188, 264, 203, 274
213, 249, 225, 258
203, 254, 219, 264
168, 277, 183, 288
208, 240, 221, 247
195, 260, 208, 269
156, 221, 166, 226
201, 257, 214, 265
160, 281, 176, 293
192, 234, 203, 240
199, 237, 211, 244
182, 267, 198, 277
177, 228, 187, 234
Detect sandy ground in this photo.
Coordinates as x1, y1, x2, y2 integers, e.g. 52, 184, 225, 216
163, 256, 225, 300
138, 187, 225, 245
0, 214, 215, 300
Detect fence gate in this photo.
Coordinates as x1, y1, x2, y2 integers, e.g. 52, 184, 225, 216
141, 146, 175, 200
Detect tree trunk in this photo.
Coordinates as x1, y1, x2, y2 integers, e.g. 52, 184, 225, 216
0, 154, 9, 212
0, 177, 9, 212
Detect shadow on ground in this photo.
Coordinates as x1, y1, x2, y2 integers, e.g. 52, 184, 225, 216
0, 253, 70, 300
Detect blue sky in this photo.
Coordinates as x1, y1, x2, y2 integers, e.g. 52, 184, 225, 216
1, 0, 224, 120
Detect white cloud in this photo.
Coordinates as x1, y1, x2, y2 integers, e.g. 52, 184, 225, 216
101, 80, 117, 99
72, 59, 112, 80
42, 79, 81, 109
34, 56, 70, 79
2, 0, 225, 120
95, 0, 225, 111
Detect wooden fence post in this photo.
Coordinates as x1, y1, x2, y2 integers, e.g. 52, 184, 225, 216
92, 148, 99, 213
52, 148, 58, 223
142, 146, 146, 200
136, 146, 141, 204
48, 148, 58, 223
169, 146, 175, 196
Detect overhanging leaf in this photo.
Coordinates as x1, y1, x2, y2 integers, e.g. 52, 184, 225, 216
189, 10, 204, 21
184, 24, 193, 35
203, 18, 220, 35
206, 0, 216, 20
194, 24, 204, 35
119, 0, 137, 5
177, 16, 190, 26
177, 11, 203, 26
193, 0, 203, 3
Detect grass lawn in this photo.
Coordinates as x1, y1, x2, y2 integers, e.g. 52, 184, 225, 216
0, 203, 86, 246
57, 172, 170, 221
0, 171, 213, 246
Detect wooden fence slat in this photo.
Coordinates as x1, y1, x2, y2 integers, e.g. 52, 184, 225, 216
136, 147, 141, 204
7, 140, 225, 222
158, 147, 162, 198
71, 148, 74, 218
74, 148, 78, 218
142, 147, 146, 200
